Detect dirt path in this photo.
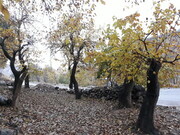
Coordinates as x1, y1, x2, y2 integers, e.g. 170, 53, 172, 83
0, 88, 180, 135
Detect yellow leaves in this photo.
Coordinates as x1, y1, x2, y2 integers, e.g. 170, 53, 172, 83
14, 0, 21, 2
0, 0, 10, 21
96, 0, 105, 5
0, 29, 14, 37
137, 26, 142, 31
151, 2, 178, 36
113, 19, 126, 29
127, 76, 133, 80
99, 0, 105, 5
89, 2, 180, 85
65, 39, 70, 45
91, 4, 96, 10
161, 24, 166, 33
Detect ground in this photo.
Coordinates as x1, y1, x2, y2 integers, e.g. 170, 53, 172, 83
0, 85, 180, 135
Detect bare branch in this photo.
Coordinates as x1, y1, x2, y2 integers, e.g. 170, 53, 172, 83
162, 54, 180, 64
144, 30, 154, 42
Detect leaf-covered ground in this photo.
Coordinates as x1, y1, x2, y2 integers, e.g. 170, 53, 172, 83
0, 85, 180, 135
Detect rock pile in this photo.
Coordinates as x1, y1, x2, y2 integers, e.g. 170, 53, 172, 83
68, 84, 145, 105
31, 83, 145, 106
82, 86, 120, 100
31, 84, 57, 92
31, 84, 66, 92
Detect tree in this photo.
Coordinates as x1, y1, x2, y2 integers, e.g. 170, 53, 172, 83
118, 3, 179, 134
88, 1, 179, 134
135, 3, 180, 134
0, 35, 28, 107
86, 16, 146, 108
49, 0, 96, 99
8, 0, 45, 89
0, 0, 35, 107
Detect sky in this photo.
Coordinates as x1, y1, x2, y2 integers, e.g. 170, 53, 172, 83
95, 0, 180, 28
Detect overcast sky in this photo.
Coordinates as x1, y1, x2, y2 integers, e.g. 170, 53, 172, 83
95, 0, 180, 28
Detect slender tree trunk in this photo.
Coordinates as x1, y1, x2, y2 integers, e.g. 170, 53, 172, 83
70, 61, 81, 99
137, 59, 161, 135
12, 72, 27, 107
73, 76, 81, 99
13, 76, 19, 95
69, 70, 74, 89
118, 79, 135, 108
25, 74, 30, 88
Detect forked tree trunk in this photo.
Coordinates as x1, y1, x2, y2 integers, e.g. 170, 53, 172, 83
0, 37, 28, 108
118, 79, 135, 108
70, 61, 81, 99
25, 74, 30, 88
137, 59, 161, 135
12, 72, 27, 107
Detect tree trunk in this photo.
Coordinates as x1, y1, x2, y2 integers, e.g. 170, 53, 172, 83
69, 70, 73, 89
137, 59, 161, 135
12, 72, 27, 107
73, 77, 81, 99
70, 61, 81, 99
118, 79, 135, 108
25, 74, 30, 88
13, 76, 19, 95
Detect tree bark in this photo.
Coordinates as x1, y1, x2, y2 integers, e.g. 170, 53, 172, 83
12, 72, 27, 107
69, 70, 73, 89
137, 59, 161, 135
25, 74, 30, 88
70, 61, 81, 99
118, 79, 135, 108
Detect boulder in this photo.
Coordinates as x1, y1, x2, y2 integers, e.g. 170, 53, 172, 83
54, 87, 59, 90
0, 95, 12, 106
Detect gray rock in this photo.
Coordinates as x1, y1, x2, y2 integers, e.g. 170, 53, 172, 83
0, 96, 12, 106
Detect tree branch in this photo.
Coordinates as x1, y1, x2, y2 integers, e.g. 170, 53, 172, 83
162, 54, 180, 64
0, 37, 12, 60
77, 42, 85, 60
